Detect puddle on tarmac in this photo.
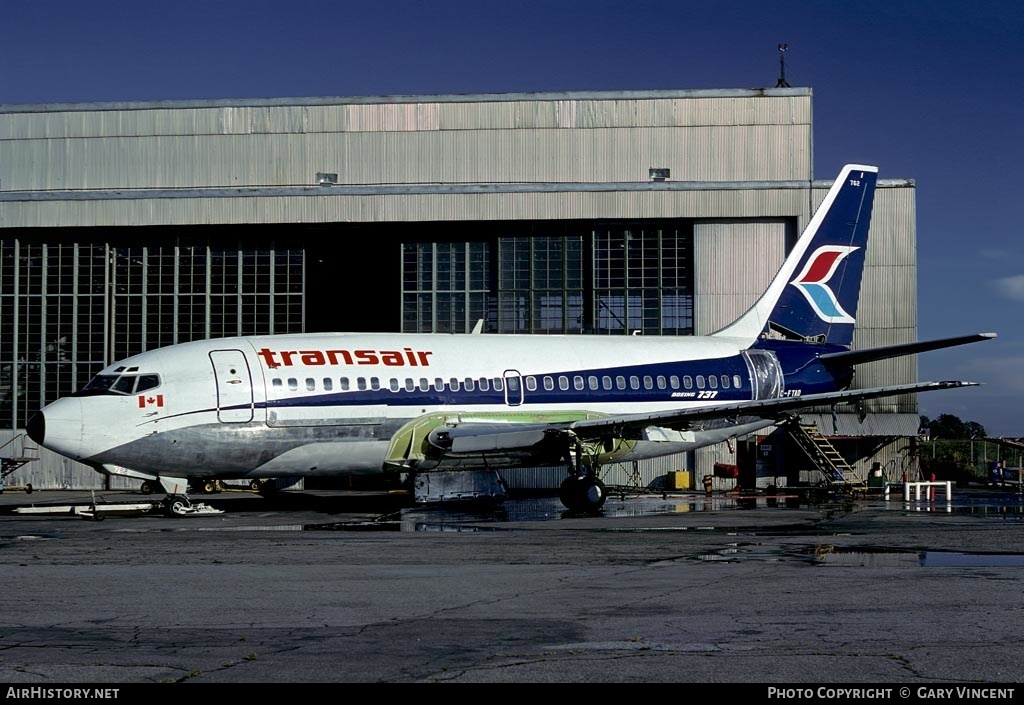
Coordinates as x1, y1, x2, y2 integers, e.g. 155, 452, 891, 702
811, 546, 1024, 568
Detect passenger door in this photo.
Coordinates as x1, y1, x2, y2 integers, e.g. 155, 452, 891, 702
209, 349, 254, 423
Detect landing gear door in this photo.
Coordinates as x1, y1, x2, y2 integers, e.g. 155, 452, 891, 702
742, 349, 784, 400
210, 350, 254, 423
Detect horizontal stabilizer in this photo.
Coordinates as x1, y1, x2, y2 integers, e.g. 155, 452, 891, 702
819, 332, 996, 367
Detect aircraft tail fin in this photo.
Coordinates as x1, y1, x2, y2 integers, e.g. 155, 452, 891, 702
712, 164, 879, 346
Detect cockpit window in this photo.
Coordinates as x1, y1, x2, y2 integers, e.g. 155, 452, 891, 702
77, 373, 161, 397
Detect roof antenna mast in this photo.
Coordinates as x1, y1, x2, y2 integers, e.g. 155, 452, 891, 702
776, 43, 791, 88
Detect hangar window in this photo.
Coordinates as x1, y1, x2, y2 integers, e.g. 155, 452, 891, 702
401, 241, 492, 333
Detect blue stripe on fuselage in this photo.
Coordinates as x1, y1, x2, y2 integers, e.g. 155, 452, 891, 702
262, 356, 755, 409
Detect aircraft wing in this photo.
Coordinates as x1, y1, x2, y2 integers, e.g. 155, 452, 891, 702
422, 380, 977, 460
567, 380, 977, 436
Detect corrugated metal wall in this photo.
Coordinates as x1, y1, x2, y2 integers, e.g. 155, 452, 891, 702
0, 90, 812, 196
693, 220, 790, 334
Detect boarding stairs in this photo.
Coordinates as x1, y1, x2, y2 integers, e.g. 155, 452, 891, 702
1, 434, 39, 488
787, 422, 864, 489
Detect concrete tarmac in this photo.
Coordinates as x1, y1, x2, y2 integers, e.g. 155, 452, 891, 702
1, 486, 1023, 684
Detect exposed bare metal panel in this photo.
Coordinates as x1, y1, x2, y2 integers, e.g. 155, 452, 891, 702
694, 220, 789, 334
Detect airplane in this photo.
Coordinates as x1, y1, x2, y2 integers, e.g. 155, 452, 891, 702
25, 163, 995, 515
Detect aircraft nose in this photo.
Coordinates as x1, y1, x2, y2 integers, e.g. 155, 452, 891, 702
26, 410, 45, 445
28, 397, 85, 459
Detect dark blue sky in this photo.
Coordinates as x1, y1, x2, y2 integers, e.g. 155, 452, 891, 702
3, 0, 1022, 435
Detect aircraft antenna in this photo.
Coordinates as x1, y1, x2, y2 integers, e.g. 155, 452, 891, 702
776, 43, 791, 88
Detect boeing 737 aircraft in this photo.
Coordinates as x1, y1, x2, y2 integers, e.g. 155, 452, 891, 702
25, 164, 994, 514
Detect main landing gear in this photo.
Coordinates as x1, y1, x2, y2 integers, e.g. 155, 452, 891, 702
558, 432, 607, 514
559, 473, 607, 513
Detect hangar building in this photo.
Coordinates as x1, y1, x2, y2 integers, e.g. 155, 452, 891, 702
0, 87, 921, 492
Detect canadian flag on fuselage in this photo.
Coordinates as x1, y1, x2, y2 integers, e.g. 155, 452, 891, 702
138, 394, 164, 408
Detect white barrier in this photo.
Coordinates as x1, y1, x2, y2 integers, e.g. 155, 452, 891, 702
883, 481, 953, 501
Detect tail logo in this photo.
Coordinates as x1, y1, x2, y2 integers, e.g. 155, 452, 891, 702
789, 246, 859, 324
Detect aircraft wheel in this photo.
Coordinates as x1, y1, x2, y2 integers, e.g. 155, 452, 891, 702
559, 475, 607, 513
140, 481, 154, 495
249, 480, 261, 491
165, 496, 191, 517
202, 481, 216, 494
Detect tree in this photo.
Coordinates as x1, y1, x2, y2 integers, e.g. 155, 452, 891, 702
919, 413, 986, 440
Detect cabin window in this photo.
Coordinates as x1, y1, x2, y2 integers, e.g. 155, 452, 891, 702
464, 377, 476, 392
323, 378, 333, 391
602, 376, 613, 390
370, 377, 381, 391
574, 376, 585, 391
629, 376, 640, 390
696, 375, 705, 389
340, 377, 350, 391
419, 378, 430, 392
272, 378, 283, 390
526, 376, 537, 392
643, 375, 653, 390
479, 377, 490, 391
656, 375, 666, 390
389, 378, 400, 392
506, 377, 520, 392
733, 374, 742, 389
720, 375, 729, 390
357, 377, 367, 391
588, 376, 599, 390
543, 376, 554, 391
450, 377, 461, 392
616, 375, 626, 390
306, 378, 316, 391
669, 375, 680, 390
434, 378, 445, 392
404, 378, 415, 392
708, 375, 717, 389
287, 378, 298, 391
558, 376, 570, 391
683, 376, 692, 390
